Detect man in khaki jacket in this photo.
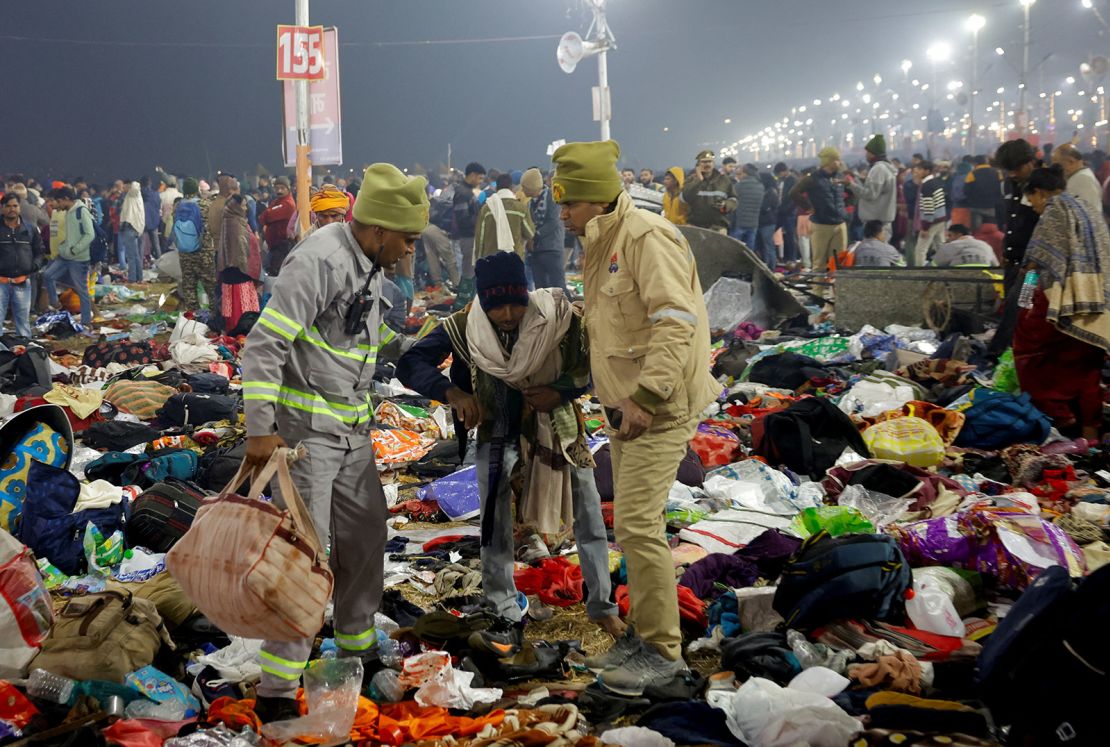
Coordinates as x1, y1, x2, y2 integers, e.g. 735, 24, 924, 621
552, 140, 719, 696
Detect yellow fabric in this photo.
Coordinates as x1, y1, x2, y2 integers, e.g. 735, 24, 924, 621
662, 167, 688, 225
581, 191, 718, 424
310, 187, 349, 214
43, 384, 104, 419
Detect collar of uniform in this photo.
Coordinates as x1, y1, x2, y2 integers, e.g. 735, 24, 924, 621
584, 190, 631, 246
340, 222, 375, 274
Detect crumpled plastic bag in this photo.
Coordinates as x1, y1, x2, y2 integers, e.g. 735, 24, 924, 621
708, 676, 860, 747
599, 726, 676, 746
169, 314, 217, 367
399, 651, 502, 709
164, 725, 261, 746
790, 506, 874, 538
788, 666, 851, 698
991, 349, 1019, 393
704, 460, 801, 515
261, 658, 362, 744
838, 379, 916, 418
837, 485, 913, 529
187, 638, 263, 686
84, 523, 125, 575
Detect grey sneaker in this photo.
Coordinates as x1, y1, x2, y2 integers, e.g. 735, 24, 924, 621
597, 644, 687, 696
584, 627, 641, 673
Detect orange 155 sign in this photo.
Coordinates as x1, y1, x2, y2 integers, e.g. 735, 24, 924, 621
276, 25, 326, 81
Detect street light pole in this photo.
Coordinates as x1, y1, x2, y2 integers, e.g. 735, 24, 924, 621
966, 14, 985, 154
295, 0, 311, 236
1019, 0, 1036, 134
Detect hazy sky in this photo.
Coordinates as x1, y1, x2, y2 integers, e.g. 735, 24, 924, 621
3, 0, 1106, 183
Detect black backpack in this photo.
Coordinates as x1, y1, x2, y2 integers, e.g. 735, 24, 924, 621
977, 565, 1110, 745
156, 393, 239, 427
772, 531, 911, 630
186, 373, 230, 395
752, 397, 869, 480
81, 421, 160, 451
0, 346, 51, 395
748, 351, 827, 390
125, 480, 207, 553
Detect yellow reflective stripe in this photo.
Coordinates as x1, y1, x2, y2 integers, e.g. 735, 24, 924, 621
243, 382, 370, 424
300, 326, 378, 362
261, 307, 304, 336
259, 651, 306, 680
335, 627, 378, 652
258, 317, 297, 342
378, 324, 396, 346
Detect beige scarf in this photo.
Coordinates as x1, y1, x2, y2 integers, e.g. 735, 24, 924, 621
484, 188, 518, 253
467, 289, 578, 539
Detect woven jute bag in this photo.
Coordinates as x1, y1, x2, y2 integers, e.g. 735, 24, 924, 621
166, 447, 333, 641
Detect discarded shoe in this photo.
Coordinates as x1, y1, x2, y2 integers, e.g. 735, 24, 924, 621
467, 615, 524, 657
585, 627, 641, 673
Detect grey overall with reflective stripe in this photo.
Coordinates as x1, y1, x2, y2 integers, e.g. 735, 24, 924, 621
241, 222, 388, 697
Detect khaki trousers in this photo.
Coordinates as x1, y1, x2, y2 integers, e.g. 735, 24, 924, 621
610, 416, 698, 661
421, 224, 459, 285
914, 222, 947, 267
809, 222, 847, 274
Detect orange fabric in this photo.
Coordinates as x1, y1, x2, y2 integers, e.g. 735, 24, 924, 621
206, 697, 270, 732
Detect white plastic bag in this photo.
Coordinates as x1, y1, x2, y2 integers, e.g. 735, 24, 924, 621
705, 461, 800, 515
837, 379, 915, 418
710, 676, 860, 747
788, 666, 850, 698
261, 658, 362, 744
837, 485, 913, 528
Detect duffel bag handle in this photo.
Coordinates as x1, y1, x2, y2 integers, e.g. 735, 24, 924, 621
266, 447, 324, 556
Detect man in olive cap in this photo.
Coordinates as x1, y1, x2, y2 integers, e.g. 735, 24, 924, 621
848, 135, 897, 240
790, 146, 848, 277
241, 163, 429, 721
551, 140, 719, 696
680, 149, 737, 232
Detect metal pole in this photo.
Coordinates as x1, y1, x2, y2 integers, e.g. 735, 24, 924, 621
969, 29, 978, 154
295, 0, 312, 236
1020, 3, 1030, 133
597, 48, 610, 141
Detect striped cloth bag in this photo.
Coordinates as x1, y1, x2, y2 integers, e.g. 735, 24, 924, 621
104, 379, 179, 420
166, 448, 332, 641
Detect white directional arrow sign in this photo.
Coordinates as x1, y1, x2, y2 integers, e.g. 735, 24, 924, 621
283, 27, 342, 166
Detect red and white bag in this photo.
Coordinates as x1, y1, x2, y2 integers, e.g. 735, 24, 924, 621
0, 529, 54, 648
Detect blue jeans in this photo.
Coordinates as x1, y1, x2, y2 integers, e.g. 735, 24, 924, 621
731, 226, 757, 249
0, 281, 32, 338
42, 258, 92, 324
756, 225, 778, 268
476, 441, 616, 622
119, 225, 142, 282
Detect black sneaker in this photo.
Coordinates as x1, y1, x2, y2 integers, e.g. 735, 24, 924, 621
467, 616, 523, 657
253, 695, 300, 723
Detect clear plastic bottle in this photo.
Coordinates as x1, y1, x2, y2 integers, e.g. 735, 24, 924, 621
378, 637, 403, 669
1017, 270, 1039, 309
26, 669, 75, 704
367, 669, 404, 703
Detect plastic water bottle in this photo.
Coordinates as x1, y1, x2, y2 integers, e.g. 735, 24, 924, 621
905, 580, 966, 638
378, 637, 403, 669
1017, 270, 1039, 309
368, 669, 405, 703
26, 669, 75, 705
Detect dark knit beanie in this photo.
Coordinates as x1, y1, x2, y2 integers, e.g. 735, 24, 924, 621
475, 252, 529, 311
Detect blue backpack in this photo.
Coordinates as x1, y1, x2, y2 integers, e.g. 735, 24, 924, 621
172, 200, 203, 253
953, 389, 1052, 451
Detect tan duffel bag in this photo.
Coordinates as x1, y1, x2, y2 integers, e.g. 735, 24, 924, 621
166, 447, 333, 641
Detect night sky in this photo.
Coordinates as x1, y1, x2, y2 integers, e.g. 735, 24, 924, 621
3, 0, 1106, 183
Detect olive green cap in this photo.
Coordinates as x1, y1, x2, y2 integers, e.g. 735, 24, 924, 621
352, 163, 429, 233
551, 140, 623, 204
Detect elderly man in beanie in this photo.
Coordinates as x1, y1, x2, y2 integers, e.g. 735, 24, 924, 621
551, 140, 718, 696
521, 167, 567, 292
848, 135, 897, 240
240, 163, 428, 721
680, 149, 737, 232
260, 176, 297, 275
397, 251, 621, 658
174, 178, 216, 310
790, 147, 848, 278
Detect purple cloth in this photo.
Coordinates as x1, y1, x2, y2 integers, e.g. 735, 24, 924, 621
678, 529, 802, 599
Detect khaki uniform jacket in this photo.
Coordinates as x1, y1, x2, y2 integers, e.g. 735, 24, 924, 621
582, 192, 719, 426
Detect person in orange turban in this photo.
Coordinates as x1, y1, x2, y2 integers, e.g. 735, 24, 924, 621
310, 184, 350, 227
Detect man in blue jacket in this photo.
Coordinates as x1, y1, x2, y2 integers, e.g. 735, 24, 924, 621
0, 193, 46, 338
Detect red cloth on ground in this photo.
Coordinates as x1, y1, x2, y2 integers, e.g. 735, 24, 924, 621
615, 584, 709, 629
102, 718, 195, 747
422, 534, 468, 552
514, 557, 584, 606
1014, 288, 1105, 430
